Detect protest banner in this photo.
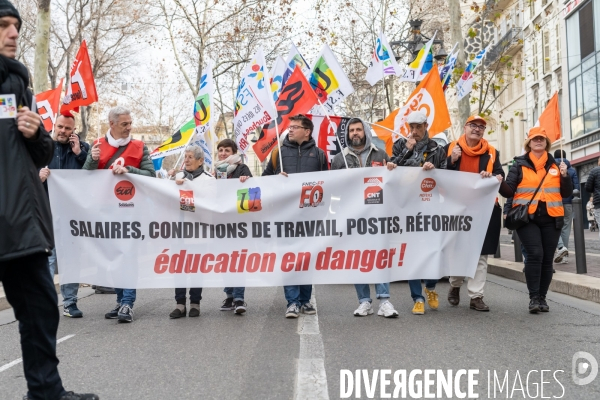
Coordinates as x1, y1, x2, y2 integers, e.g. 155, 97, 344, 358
48, 168, 499, 289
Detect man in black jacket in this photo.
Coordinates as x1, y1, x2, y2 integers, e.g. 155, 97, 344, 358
0, 2, 98, 399
585, 158, 600, 238
39, 112, 90, 319
262, 114, 328, 318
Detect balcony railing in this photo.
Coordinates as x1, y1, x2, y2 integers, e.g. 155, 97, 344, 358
485, 28, 523, 67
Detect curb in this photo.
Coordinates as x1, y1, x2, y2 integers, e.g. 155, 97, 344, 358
0, 276, 61, 311
488, 258, 600, 304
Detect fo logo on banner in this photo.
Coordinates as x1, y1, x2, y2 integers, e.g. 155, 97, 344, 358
421, 178, 436, 192
237, 187, 262, 213
179, 190, 195, 212
364, 177, 383, 204
300, 181, 324, 208
114, 180, 135, 208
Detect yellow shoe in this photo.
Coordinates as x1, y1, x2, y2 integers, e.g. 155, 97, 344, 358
412, 301, 425, 315
424, 287, 439, 309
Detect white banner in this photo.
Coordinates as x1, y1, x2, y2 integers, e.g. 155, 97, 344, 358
48, 168, 499, 289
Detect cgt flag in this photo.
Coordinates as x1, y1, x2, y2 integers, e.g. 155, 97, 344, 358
372, 66, 451, 142
535, 92, 561, 143
233, 48, 277, 154
35, 78, 63, 132
60, 41, 98, 114
308, 44, 354, 115
306, 114, 351, 166
150, 119, 196, 159
252, 67, 319, 162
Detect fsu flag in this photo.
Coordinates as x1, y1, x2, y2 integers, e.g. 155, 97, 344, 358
535, 92, 561, 143
308, 44, 354, 115
373, 66, 451, 144
35, 78, 63, 132
252, 67, 319, 162
61, 41, 98, 113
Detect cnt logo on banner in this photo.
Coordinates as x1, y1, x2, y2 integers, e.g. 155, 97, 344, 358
48, 168, 499, 289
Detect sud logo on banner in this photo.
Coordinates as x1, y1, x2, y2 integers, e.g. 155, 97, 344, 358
372, 66, 451, 143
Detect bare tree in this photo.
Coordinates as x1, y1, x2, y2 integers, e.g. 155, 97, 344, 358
33, 0, 51, 93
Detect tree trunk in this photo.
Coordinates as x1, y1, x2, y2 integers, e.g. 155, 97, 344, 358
33, 0, 51, 93
449, 0, 470, 127
80, 106, 89, 141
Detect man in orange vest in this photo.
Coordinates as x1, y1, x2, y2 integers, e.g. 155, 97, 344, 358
83, 106, 155, 323
445, 116, 512, 311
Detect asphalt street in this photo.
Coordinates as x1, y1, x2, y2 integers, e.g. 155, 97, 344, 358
1, 275, 599, 399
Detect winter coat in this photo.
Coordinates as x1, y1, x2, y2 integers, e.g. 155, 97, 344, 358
0, 56, 54, 261
444, 142, 509, 255
228, 163, 253, 179
585, 166, 600, 208
48, 139, 89, 170
330, 117, 389, 170
262, 135, 328, 175
390, 134, 447, 169
555, 158, 579, 204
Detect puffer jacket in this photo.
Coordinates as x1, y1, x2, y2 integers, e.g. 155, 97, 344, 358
262, 135, 328, 175
585, 166, 600, 208
0, 55, 55, 261
555, 158, 579, 204
330, 117, 389, 170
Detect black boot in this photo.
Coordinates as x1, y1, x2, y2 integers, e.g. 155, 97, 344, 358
529, 296, 541, 314
539, 297, 549, 312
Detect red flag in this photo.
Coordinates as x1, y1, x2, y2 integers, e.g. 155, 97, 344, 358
306, 114, 350, 167
35, 79, 63, 132
60, 40, 98, 113
252, 67, 319, 162
536, 92, 561, 143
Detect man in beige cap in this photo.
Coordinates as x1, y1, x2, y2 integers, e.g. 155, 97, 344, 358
386, 111, 446, 315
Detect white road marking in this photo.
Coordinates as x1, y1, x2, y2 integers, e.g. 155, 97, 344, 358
0, 334, 75, 373
500, 244, 600, 257
295, 291, 329, 400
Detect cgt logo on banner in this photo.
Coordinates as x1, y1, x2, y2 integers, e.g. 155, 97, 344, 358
300, 181, 324, 208
180, 190, 195, 212
237, 188, 262, 213
364, 177, 383, 205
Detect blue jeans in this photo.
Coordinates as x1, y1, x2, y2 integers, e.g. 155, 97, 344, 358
284, 285, 312, 307
224, 287, 245, 301
48, 248, 79, 307
115, 289, 136, 307
354, 283, 390, 303
409, 279, 438, 302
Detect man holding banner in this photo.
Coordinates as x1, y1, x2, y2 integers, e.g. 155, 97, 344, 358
83, 106, 155, 323
262, 114, 328, 318
445, 116, 508, 312
386, 111, 446, 315
331, 118, 398, 318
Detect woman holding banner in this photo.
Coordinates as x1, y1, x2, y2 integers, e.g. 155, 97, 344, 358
214, 139, 251, 314
503, 128, 572, 313
167, 145, 213, 318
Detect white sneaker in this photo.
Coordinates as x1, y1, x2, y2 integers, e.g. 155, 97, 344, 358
377, 300, 399, 318
353, 301, 374, 316
554, 247, 568, 263
559, 256, 569, 264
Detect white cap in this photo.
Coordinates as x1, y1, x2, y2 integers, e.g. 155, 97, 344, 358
406, 111, 428, 124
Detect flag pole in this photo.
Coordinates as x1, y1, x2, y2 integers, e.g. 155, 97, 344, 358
317, 98, 349, 169
173, 130, 196, 174
274, 122, 284, 174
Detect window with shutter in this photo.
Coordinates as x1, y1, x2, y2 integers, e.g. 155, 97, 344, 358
543, 31, 551, 74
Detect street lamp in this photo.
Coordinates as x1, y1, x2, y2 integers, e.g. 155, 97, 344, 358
390, 20, 446, 64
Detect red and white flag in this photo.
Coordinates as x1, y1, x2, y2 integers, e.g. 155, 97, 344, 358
61, 40, 98, 114
35, 79, 63, 132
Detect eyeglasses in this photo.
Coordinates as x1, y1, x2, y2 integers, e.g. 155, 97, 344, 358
530, 136, 546, 142
288, 125, 308, 131
468, 123, 486, 131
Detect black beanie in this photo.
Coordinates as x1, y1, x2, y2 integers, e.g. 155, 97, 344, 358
0, 1, 21, 31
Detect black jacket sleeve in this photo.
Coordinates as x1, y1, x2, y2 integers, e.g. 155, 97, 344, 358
319, 148, 329, 171
444, 143, 459, 171
492, 151, 513, 198
585, 169, 597, 193
502, 164, 521, 198
23, 124, 54, 168
560, 174, 574, 198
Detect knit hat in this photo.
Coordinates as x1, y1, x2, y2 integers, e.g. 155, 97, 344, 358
524, 127, 551, 152
0, 1, 21, 32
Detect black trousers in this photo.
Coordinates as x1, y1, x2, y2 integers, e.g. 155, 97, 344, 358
0, 253, 65, 400
517, 212, 561, 299
174, 287, 202, 304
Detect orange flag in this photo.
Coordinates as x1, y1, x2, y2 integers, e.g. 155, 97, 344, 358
61, 40, 98, 113
252, 67, 320, 162
536, 92, 561, 143
372, 66, 451, 148
35, 79, 63, 132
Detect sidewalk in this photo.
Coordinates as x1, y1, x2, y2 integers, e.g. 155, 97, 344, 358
490, 228, 600, 304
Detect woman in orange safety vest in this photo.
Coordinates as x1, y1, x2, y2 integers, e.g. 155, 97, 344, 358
502, 127, 572, 313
